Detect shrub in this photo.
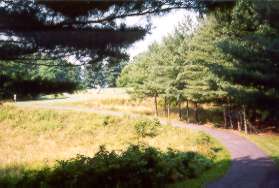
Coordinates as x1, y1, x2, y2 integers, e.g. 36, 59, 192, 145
101, 115, 120, 127
0, 145, 213, 188
134, 118, 161, 138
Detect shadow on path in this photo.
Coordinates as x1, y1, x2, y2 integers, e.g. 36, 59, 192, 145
207, 156, 279, 188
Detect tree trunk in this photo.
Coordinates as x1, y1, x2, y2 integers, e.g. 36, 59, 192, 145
194, 102, 199, 123
186, 99, 189, 122
164, 97, 167, 117
167, 102, 170, 120
223, 105, 227, 128
228, 103, 233, 129
154, 95, 158, 117
229, 112, 233, 129
178, 101, 182, 120
237, 111, 242, 131
243, 105, 248, 134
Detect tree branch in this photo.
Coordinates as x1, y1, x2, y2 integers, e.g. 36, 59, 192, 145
60, 6, 196, 26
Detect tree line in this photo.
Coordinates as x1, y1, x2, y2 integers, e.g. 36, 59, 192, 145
0, 60, 82, 100
0, 57, 127, 100
117, 0, 279, 133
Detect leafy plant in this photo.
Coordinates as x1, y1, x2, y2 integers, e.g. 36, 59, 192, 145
134, 118, 161, 138
0, 145, 213, 188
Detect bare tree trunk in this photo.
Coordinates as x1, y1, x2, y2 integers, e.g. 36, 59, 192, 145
154, 95, 158, 117
223, 105, 227, 128
228, 103, 233, 129
186, 99, 189, 122
164, 97, 167, 117
237, 111, 242, 131
243, 105, 248, 134
229, 112, 233, 129
167, 102, 170, 120
194, 102, 199, 123
178, 101, 182, 120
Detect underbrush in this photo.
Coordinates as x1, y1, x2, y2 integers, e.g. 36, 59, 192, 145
0, 145, 213, 188
0, 105, 229, 187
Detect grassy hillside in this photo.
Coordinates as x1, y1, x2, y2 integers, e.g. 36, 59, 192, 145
56, 88, 224, 124
0, 104, 229, 187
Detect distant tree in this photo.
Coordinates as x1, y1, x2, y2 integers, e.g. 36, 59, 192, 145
84, 60, 127, 88
0, 60, 81, 99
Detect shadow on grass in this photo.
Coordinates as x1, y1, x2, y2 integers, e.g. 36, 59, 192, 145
170, 107, 223, 126
15, 96, 69, 103
37, 96, 69, 101
0, 145, 222, 188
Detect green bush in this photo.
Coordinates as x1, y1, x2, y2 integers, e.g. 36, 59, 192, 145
134, 118, 161, 138
0, 145, 213, 188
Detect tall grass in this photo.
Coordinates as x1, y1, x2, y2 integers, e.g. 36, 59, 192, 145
56, 89, 224, 125
0, 105, 223, 167
0, 104, 230, 187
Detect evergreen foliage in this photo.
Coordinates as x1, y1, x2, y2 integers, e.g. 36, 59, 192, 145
118, 0, 279, 131
0, 0, 205, 98
0, 0, 201, 65
0, 60, 81, 99
84, 61, 127, 88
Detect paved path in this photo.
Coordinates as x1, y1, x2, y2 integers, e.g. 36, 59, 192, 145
16, 102, 279, 188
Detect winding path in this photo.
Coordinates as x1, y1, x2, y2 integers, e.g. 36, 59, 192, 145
16, 101, 279, 188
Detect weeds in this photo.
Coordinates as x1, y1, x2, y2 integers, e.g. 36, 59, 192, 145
134, 118, 161, 138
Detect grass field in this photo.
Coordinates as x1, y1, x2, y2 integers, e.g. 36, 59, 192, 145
55, 88, 156, 116
56, 88, 224, 124
0, 104, 230, 187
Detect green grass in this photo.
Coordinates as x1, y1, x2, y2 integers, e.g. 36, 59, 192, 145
246, 134, 279, 168
0, 104, 230, 187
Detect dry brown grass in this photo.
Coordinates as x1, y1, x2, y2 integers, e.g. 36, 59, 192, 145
52, 89, 224, 124
0, 105, 220, 170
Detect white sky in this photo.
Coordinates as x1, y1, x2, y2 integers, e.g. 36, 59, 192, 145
126, 9, 198, 59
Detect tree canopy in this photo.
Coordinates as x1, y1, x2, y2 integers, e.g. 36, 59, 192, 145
118, 0, 279, 132
0, 0, 204, 66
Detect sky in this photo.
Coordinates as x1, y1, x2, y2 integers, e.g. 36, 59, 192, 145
126, 9, 198, 59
